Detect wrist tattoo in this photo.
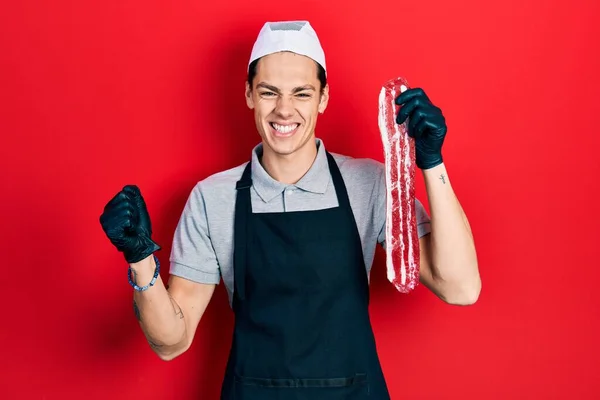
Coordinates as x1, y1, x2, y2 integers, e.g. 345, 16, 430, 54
133, 300, 141, 321
439, 174, 446, 184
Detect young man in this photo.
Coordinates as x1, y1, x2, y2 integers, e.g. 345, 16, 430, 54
100, 20, 480, 399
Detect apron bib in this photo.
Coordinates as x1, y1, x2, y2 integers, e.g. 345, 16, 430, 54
220, 151, 390, 399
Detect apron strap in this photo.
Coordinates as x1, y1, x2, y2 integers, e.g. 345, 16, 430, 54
233, 161, 253, 302
325, 151, 354, 219
325, 151, 369, 298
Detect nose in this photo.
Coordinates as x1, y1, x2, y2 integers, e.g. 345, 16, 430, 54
274, 95, 294, 118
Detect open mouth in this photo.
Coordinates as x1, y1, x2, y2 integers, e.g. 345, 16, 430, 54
269, 122, 299, 137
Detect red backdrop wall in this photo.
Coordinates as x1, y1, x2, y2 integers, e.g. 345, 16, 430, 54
1, 0, 599, 398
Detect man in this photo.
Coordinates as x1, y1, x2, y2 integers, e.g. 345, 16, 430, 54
100, 20, 480, 399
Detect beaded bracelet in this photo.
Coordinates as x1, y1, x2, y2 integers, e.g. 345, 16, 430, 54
128, 254, 160, 292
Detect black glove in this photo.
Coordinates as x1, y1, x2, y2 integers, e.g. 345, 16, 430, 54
395, 88, 447, 170
99, 185, 161, 264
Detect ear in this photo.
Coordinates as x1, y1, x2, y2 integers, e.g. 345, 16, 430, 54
318, 84, 330, 114
245, 81, 254, 109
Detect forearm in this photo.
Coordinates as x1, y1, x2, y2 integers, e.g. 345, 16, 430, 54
130, 255, 188, 357
423, 162, 480, 304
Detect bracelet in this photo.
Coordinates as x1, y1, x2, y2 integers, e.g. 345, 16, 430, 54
128, 254, 160, 292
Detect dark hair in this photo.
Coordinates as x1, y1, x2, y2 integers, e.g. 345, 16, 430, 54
247, 57, 327, 93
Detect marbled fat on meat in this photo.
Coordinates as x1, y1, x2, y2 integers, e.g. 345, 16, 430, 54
378, 77, 420, 293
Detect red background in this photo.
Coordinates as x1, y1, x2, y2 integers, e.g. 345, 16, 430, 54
1, 0, 599, 398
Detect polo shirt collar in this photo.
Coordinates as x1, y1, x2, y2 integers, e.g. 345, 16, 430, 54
250, 138, 331, 203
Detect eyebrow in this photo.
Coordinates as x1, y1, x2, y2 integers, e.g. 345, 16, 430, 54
256, 83, 316, 93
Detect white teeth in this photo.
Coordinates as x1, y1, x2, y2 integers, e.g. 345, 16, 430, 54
272, 123, 298, 134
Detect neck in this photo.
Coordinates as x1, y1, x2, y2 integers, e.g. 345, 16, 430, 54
261, 140, 318, 184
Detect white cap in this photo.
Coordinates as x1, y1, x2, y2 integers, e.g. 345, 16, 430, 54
248, 21, 326, 74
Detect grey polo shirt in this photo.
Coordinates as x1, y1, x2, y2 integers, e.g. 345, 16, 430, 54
169, 139, 431, 306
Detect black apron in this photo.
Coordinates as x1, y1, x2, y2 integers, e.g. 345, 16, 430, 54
220, 151, 390, 399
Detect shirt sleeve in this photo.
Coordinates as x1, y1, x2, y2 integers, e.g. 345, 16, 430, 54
169, 181, 221, 284
375, 166, 432, 249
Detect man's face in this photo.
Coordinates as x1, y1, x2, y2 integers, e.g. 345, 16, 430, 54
245, 51, 329, 158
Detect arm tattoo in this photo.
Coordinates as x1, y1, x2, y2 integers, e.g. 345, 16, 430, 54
439, 174, 446, 184
147, 338, 163, 350
170, 295, 184, 319
133, 299, 141, 321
